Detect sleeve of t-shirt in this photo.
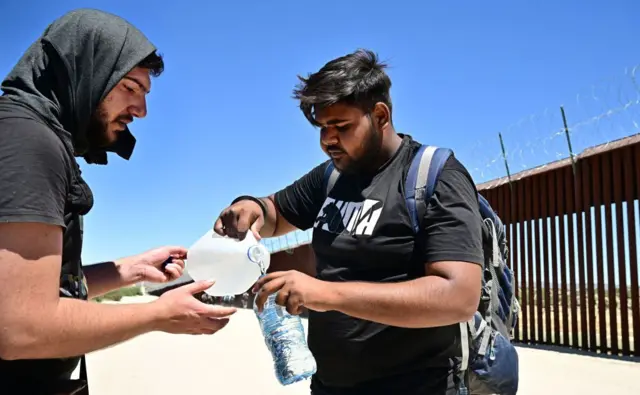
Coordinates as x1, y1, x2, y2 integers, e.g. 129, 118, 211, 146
421, 155, 484, 266
273, 160, 331, 231
0, 118, 70, 227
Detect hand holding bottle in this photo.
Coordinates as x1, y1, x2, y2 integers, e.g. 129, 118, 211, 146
152, 280, 237, 335
253, 270, 334, 315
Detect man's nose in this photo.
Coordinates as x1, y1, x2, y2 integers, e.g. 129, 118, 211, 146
320, 127, 339, 147
129, 98, 148, 119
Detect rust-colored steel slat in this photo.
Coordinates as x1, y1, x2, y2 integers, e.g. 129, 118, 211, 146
575, 159, 589, 350
525, 177, 536, 342
532, 175, 544, 343
564, 166, 579, 348
601, 152, 618, 354
518, 178, 528, 342
511, 180, 521, 341
581, 158, 598, 352
591, 156, 608, 353
548, 170, 560, 344
612, 148, 629, 356
629, 145, 640, 356
556, 168, 569, 346
541, 172, 552, 344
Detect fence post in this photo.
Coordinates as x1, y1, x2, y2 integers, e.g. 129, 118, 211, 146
499, 132, 513, 190
560, 105, 577, 175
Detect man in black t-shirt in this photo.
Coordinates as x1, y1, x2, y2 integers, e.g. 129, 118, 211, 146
0, 9, 236, 393
214, 49, 484, 395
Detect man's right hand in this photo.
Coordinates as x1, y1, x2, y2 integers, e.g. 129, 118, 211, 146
153, 280, 237, 335
214, 198, 265, 240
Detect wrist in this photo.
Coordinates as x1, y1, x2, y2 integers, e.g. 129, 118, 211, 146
145, 298, 169, 332
313, 281, 344, 312
115, 256, 143, 285
231, 195, 267, 218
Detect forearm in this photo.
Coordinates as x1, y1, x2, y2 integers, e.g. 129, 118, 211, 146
259, 195, 297, 237
325, 276, 477, 328
84, 256, 139, 298
0, 223, 163, 361
2, 298, 161, 360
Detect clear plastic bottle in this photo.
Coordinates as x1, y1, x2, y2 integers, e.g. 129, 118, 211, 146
254, 290, 317, 385
186, 230, 269, 296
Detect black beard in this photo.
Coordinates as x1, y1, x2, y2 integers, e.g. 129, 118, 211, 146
86, 106, 111, 148
340, 122, 383, 175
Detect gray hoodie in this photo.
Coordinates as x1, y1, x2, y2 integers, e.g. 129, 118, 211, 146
1, 7, 158, 164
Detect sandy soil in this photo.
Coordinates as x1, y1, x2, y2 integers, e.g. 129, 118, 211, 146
79, 296, 640, 395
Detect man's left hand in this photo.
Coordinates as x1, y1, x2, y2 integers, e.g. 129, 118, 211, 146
252, 270, 334, 315
121, 246, 187, 284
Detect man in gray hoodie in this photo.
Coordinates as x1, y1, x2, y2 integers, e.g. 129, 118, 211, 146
0, 8, 235, 394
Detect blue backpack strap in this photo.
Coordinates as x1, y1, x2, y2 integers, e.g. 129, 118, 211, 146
477, 193, 499, 224
322, 161, 340, 197
404, 145, 453, 234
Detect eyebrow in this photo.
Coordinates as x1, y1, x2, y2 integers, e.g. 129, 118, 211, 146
322, 119, 350, 126
124, 76, 150, 94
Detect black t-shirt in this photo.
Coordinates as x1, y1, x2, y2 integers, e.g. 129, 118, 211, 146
274, 134, 484, 394
0, 101, 92, 386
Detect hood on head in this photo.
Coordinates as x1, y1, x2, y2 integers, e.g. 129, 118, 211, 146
0, 8, 158, 165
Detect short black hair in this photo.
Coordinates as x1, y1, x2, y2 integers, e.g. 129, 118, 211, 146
138, 50, 164, 77
293, 49, 392, 127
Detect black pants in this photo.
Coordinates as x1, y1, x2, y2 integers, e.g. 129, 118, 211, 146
309, 369, 467, 395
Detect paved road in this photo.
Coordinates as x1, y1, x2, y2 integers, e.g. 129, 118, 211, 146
82, 297, 640, 394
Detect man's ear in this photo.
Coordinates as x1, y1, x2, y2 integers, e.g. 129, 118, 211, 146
373, 102, 391, 129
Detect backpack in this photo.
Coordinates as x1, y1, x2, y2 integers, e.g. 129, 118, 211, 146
322, 144, 520, 395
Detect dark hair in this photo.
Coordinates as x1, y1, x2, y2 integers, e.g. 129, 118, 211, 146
293, 49, 392, 126
138, 50, 164, 77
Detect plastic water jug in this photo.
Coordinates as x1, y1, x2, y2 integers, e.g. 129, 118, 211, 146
186, 230, 270, 296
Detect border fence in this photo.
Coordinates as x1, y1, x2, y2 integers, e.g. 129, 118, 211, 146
478, 133, 640, 357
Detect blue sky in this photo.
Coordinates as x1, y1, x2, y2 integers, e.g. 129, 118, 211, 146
1, 0, 639, 277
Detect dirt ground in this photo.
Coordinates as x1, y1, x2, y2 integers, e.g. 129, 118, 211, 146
80, 296, 640, 394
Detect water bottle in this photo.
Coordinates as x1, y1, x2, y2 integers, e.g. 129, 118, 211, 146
254, 290, 317, 385
187, 228, 316, 384
186, 230, 270, 296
